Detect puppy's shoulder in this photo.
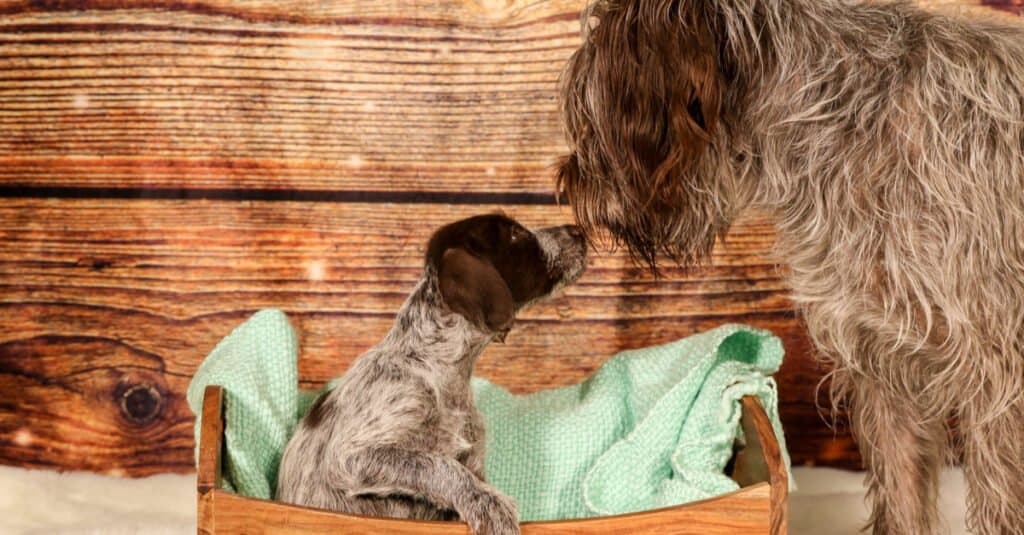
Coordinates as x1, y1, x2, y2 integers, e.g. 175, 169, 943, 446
310, 352, 435, 417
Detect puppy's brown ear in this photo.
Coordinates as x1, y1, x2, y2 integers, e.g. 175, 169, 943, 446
438, 248, 514, 336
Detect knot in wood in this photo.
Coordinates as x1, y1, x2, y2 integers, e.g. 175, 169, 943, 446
119, 383, 163, 425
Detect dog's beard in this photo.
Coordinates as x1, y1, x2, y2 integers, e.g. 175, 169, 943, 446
586, 201, 720, 274
559, 158, 721, 273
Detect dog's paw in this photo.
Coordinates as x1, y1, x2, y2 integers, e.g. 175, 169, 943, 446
462, 487, 520, 535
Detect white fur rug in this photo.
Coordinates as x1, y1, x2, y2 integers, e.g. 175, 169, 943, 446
0, 465, 968, 534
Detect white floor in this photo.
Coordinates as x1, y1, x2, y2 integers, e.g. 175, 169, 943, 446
0, 465, 969, 534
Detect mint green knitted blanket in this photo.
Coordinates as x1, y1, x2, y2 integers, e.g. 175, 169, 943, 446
187, 309, 791, 521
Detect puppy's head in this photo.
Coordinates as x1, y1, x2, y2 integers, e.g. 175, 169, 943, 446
426, 214, 587, 339
557, 0, 735, 269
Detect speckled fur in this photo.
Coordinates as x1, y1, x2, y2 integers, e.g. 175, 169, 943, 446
276, 219, 586, 535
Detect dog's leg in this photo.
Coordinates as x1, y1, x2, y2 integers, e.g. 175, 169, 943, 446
961, 395, 1024, 535
341, 446, 519, 535
464, 411, 488, 481
464, 441, 487, 482
849, 377, 946, 535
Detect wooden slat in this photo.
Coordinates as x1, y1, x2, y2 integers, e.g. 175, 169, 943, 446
197, 386, 223, 535
1, 1, 1014, 194
208, 484, 770, 534
0, 198, 848, 474
740, 396, 788, 535
197, 385, 223, 494
0, 0, 588, 193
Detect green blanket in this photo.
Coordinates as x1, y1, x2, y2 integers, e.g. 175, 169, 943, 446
187, 309, 791, 521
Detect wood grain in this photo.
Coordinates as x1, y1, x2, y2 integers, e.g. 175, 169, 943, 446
197, 385, 223, 494
206, 485, 770, 534
197, 386, 222, 535
1, 0, 1016, 477
0, 198, 847, 474
196, 389, 781, 534
741, 396, 788, 535
0, 0, 587, 193
0, 1, 1017, 194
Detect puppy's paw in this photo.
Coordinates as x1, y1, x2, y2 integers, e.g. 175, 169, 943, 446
463, 487, 520, 535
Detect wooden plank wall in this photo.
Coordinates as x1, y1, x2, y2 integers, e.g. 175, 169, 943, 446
0, 0, 1019, 477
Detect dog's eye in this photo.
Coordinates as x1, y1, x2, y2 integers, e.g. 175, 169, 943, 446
509, 226, 527, 243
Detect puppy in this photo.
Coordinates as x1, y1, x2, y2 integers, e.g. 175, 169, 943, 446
556, 1, 1024, 533
276, 214, 587, 535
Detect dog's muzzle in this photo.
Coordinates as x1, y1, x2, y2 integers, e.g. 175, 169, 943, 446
534, 224, 588, 290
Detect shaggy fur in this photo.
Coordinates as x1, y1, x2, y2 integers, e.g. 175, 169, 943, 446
556, 1, 1024, 533
276, 214, 586, 535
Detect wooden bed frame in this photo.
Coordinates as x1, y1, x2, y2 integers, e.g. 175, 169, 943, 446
197, 385, 788, 534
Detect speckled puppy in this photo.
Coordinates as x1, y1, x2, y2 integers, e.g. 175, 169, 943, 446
276, 214, 587, 535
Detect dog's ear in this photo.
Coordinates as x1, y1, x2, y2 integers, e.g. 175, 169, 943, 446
560, 0, 725, 184
438, 247, 514, 337
665, 4, 724, 171
556, 1, 729, 268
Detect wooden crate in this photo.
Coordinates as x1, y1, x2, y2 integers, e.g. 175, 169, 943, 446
196, 386, 788, 534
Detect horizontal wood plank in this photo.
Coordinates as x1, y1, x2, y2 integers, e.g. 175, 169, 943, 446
0, 0, 588, 193
0, 198, 852, 475
0, 0, 1018, 194
208, 485, 771, 535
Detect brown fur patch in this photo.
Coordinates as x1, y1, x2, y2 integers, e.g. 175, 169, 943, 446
303, 393, 331, 430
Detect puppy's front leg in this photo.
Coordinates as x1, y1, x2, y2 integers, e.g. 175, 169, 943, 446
464, 412, 487, 481
464, 440, 487, 482
343, 446, 519, 535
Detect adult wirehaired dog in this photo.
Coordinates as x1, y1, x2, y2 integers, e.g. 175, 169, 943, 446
555, 0, 1024, 533
276, 214, 587, 535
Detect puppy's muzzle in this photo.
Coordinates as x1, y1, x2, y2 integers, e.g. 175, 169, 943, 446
534, 224, 588, 292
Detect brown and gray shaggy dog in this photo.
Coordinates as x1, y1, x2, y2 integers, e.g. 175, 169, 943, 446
556, 0, 1024, 533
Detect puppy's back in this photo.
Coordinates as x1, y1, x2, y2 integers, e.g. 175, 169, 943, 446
275, 352, 443, 515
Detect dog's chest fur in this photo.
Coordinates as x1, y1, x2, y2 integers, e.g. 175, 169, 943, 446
431, 380, 484, 463
399, 368, 483, 459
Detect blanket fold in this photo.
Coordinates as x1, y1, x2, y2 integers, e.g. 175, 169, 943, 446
187, 309, 791, 521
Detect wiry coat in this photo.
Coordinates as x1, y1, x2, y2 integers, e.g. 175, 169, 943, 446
556, 1, 1024, 533
276, 277, 505, 523
277, 215, 586, 535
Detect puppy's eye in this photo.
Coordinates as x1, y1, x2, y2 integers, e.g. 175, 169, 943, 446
509, 226, 527, 243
